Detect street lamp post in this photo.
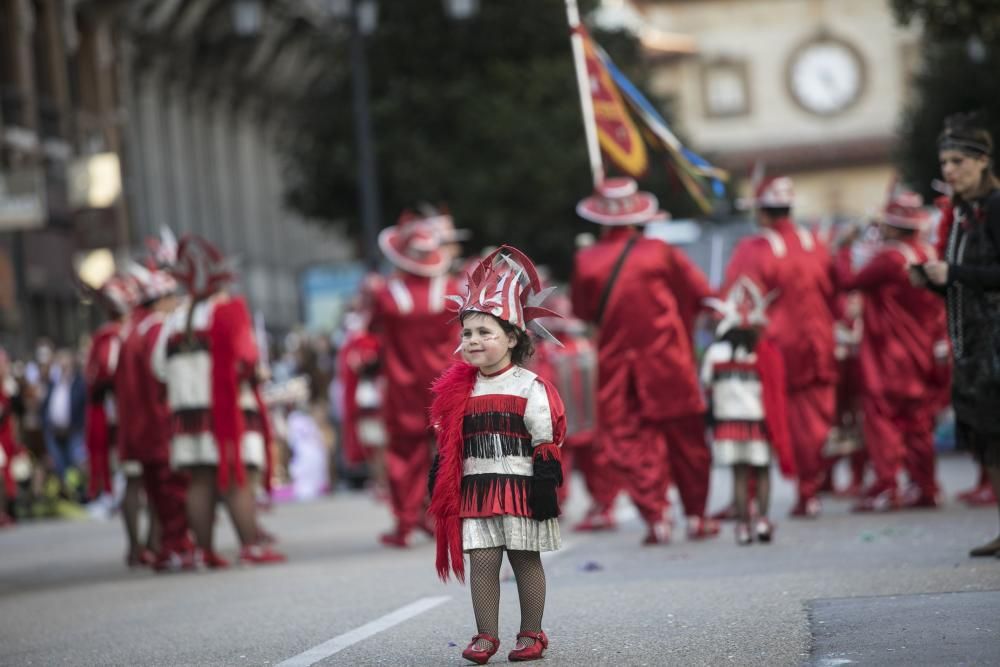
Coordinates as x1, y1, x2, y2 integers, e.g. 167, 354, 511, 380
327, 0, 479, 270
348, 0, 381, 271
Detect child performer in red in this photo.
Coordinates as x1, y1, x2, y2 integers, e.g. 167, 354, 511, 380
703, 277, 796, 545
429, 246, 565, 665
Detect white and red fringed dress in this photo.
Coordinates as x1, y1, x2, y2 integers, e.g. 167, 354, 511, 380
701, 338, 796, 476
429, 362, 566, 578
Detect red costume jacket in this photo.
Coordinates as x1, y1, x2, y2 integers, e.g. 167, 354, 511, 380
84, 320, 122, 495
116, 308, 172, 465
725, 219, 837, 391
834, 240, 950, 402
370, 272, 459, 437
572, 228, 705, 420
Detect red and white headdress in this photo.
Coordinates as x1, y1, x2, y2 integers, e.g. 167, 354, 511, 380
171, 234, 236, 299
576, 177, 659, 226
145, 226, 179, 269
126, 262, 178, 304
882, 190, 930, 231
447, 245, 562, 344
378, 210, 450, 277
88, 273, 140, 315
704, 276, 776, 337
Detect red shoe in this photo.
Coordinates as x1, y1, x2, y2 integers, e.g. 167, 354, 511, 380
153, 548, 197, 572
852, 486, 899, 513
239, 544, 287, 565
789, 497, 821, 519
508, 630, 548, 662
687, 515, 720, 540
196, 549, 231, 569
642, 518, 671, 546
573, 508, 616, 532
964, 485, 997, 507
900, 486, 940, 510
379, 528, 411, 548
461, 633, 499, 665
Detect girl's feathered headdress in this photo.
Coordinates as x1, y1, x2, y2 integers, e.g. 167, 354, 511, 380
703, 276, 776, 336
447, 245, 562, 344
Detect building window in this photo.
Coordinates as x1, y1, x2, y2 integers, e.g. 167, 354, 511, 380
700, 58, 750, 118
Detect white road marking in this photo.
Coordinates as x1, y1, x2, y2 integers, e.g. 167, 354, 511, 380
275, 596, 451, 666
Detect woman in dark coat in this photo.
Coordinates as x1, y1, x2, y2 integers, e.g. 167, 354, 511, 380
916, 113, 1000, 557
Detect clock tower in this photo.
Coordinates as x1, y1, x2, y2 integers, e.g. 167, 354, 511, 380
627, 0, 921, 221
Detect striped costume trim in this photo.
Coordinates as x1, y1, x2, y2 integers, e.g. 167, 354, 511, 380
463, 432, 533, 460
460, 473, 531, 518
171, 407, 265, 436
713, 420, 768, 443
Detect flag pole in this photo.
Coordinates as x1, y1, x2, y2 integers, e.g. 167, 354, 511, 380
566, 0, 604, 188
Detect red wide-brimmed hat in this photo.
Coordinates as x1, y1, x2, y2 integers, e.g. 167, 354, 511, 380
378, 210, 450, 277
576, 177, 659, 226
883, 191, 930, 231
753, 176, 795, 209
171, 234, 236, 299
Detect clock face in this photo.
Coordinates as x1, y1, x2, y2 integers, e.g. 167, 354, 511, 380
788, 39, 864, 115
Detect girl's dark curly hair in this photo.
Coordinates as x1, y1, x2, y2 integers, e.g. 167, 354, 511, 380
460, 311, 535, 365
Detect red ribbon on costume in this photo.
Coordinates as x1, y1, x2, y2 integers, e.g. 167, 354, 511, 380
755, 339, 796, 479
428, 362, 479, 583
84, 402, 111, 497
210, 299, 248, 490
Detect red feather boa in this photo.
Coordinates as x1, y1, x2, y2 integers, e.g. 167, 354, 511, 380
756, 339, 796, 478
428, 362, 479, 583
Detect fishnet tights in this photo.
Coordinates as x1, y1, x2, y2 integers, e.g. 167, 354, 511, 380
467, 548, 547, 650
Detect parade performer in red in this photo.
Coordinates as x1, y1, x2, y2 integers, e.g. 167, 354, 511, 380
337, 299, 386, 497
82, 274, 136, 502
0, 349, 23, 528
835, 192, 951, 511
572, 178, 716, 544
824, 294, 866, 498
117, 264, 194, 571
725, 176, 837, 518
153, 235, 284, 567
370, 211, 461, 547
429, 245, 565, 664
702, 277, 795, 545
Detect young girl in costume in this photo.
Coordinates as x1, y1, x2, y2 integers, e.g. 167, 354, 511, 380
428, 245, 566, 664
702, 277, 795, 545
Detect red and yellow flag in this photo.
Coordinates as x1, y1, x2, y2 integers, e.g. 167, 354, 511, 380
581, 32, 648, 178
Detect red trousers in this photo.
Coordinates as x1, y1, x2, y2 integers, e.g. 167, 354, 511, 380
386, 432, 433, 531
598, 420, 668, 525
142, 462, 190, 554
560, 437, 620, 509
659, 414, 712, 518
787, 384, 836, 501
862, 394, 937, 495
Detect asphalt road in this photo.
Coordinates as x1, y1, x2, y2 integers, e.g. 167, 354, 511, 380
1, 455, 998, 666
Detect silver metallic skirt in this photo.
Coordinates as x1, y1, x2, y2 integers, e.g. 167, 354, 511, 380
462, 515, 561, 552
